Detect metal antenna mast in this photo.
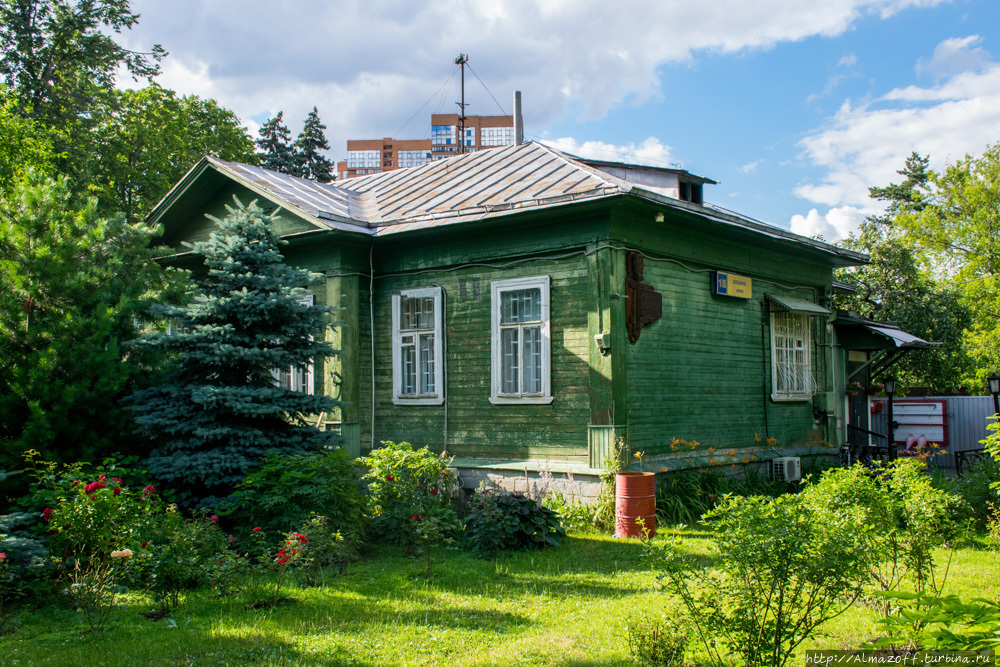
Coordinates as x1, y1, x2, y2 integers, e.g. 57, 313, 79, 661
455, 53, 469, 154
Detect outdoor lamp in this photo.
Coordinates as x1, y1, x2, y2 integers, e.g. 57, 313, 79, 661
988, 374, 1000, 417
882, 376, 896, 396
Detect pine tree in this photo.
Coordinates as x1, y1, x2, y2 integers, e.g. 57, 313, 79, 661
0, 171, 170, 474
127, 197, 343, 506
255, 111, 297, 174
293, 107, 335, 183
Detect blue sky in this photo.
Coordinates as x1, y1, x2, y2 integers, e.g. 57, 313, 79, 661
123, 0, 1000, 242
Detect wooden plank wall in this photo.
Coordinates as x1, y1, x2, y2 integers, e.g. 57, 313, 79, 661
617, 206, 836, 462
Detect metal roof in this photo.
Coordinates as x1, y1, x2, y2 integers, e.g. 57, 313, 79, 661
155, 142, 867, 266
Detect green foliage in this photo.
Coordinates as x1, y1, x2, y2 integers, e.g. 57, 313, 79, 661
127, 197, 344, 506
293, 107, 334, 183
0, 172, 173, 478
412, 505, 463, 578
284, 515, 357, 587
256, 108, 334, 182
227, 449, 365, 542
647, 493, 869, 667
836, 153, 972, 392
256, 111, 298, 175
358, 441, 457, 545
544, 488, 600, 533
464, 488, 565, 559
801, 460, 967, 607
140, 511, 231, 612
941, 458, 1000, 529
0, 91, 53, 192
89, 84, 258, 220
627, 615, 689, 667
893, 144, 1000, 388
874, 591, 1000, 652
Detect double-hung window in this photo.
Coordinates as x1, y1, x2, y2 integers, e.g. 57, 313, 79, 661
770, 311, 812, 400
392, 287, 444, 405
272, 294, 314, 394
490, 276, 552, 404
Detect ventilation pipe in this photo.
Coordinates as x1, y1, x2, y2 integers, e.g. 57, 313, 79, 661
513, 91, 524, 145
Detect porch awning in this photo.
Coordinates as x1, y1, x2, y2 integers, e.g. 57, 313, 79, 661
860, 324, 937, 349
767, 294, 831, 316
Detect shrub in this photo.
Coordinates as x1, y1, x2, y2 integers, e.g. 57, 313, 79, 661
874, 591, 1000, 651
646, 493, 868, 667
464, 488, 565, 559
627, 615, 689, 667
545, 489, 600, 533
943, 458, 1000, 528
227, 449, 365, 542
359, 442, 457, 545
283, 515, 358, 587
140, 510, 232, 612
801, 460, 967, 602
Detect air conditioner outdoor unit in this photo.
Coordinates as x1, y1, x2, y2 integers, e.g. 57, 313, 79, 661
770, 457, 801, 482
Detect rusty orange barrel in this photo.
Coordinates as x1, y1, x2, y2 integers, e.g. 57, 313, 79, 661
615, 472, 656, 538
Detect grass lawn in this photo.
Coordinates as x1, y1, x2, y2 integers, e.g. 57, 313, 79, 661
1, 530, 996, 666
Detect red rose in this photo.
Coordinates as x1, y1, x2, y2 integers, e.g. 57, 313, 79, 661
113, 487, 121, 496
411, 513, 423, 521
385, 475, 394, 482
253, 527, 261, 532
276, 557, 288, 565
210, 515, 218, 523
140, 542, 148, 548
142, 485, 157, 496
98, 474, 106, 482
296, 534, 308, 544
42, 507, 53, 523
84, 481, 105, 494
63, 524, 71, 530
277, 550, 286, 557
72, 480, 79, 487
431, 488, 438, 495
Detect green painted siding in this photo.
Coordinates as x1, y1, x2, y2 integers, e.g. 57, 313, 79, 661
615, 204, 837, 465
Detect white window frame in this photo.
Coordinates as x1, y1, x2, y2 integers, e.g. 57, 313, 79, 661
272, 294, 315, 395
770, 310, 813, 401
391, 287, 444, 406
490, 276, 552, 405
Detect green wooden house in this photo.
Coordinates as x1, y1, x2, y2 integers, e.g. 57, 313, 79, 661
148, 141, 881, 498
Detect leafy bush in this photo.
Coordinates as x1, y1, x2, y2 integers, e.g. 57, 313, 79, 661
874, 591, 1000, 651
140, 510, 232, 611
627, 615, 689, 667
943, 458, 1000, 528
646, 493, 868, 667
801, 460, 968, 602
284, 515, 358, 587
227, 449, 365, 542
545, 489, 600, 533
359, 442, 457, 545
464, 488, 565, 559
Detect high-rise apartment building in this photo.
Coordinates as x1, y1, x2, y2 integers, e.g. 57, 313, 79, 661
337, 113, 515, 180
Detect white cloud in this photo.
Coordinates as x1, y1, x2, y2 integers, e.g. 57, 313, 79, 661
738, 159, 764, 174
789, 206, 867, 242
795, 41, 1000, 211
120, 0, 950, 161
839, 53, 858, 67
916, 35, 991, 78
540, 136, 677, 167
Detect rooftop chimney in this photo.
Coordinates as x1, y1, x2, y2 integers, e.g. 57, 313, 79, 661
513, 91, 524, 145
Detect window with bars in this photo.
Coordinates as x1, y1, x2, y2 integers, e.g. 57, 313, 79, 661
491, 276, 551, 404
770, 311, 812, 400
271, 295, 315, 394
391, 287, 444, 405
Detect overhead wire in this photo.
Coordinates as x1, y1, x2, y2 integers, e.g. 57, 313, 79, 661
394, 67, 457, 139
465, 61, 509, 117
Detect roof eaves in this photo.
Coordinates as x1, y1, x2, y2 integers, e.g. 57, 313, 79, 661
630, 187, 868, 265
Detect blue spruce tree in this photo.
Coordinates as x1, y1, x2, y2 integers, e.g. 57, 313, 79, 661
128, 197, 343, 506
